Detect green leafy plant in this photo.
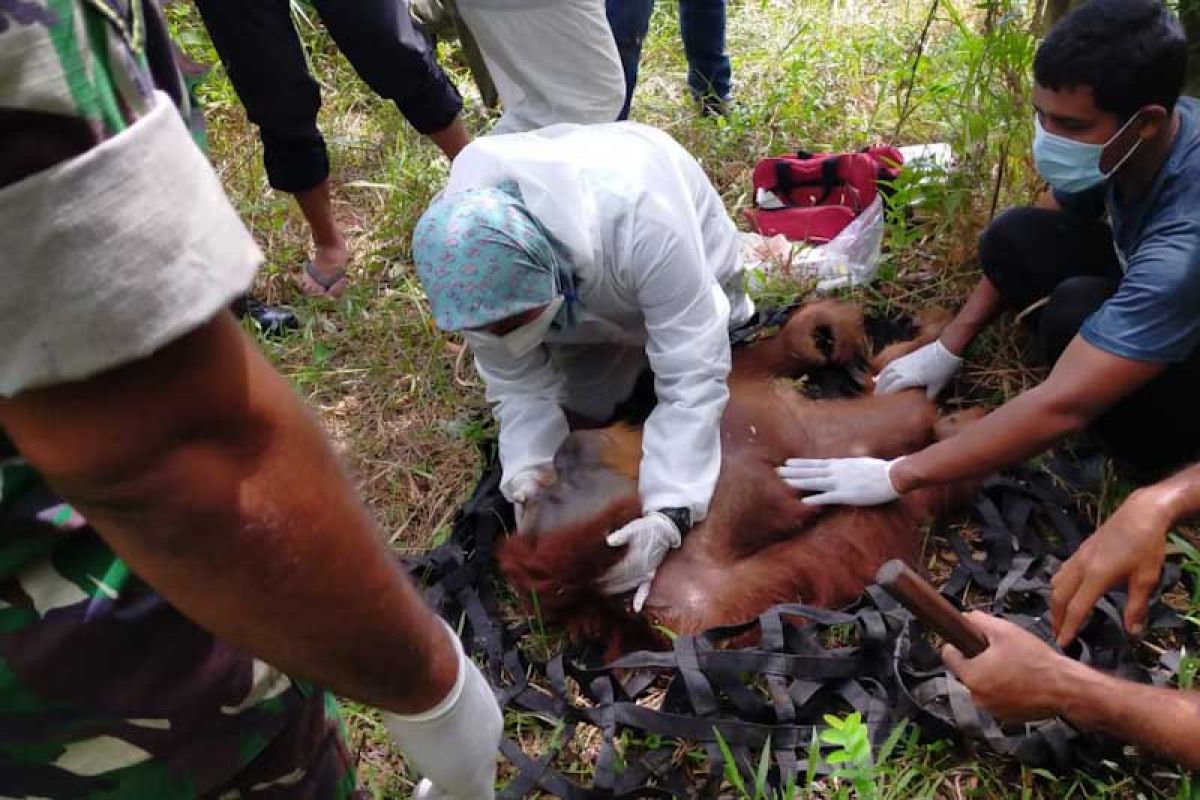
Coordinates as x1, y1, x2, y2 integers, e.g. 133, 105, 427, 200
1169, 533, 1200, 614
820, 712, 878, 799
714, 731, 797, 800
712, 714, 939, 799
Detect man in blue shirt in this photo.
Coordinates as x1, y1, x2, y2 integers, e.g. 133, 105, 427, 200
777, 0, 1200, 506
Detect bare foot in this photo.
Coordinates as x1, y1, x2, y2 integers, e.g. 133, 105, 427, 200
297, 240, 350, 298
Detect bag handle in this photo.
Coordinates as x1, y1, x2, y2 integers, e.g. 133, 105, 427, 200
772, 155, 843, 206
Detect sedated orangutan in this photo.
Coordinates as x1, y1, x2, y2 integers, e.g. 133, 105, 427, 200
497, 299, 984, 658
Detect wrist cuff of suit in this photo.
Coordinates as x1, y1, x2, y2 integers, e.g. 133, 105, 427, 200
655, 507, 692, 535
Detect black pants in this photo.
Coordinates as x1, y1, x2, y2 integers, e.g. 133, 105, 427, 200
979, 206, 1200, 474
195, 0, 462, 193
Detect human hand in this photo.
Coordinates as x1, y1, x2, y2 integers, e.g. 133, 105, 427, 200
776, 457, 901, 506
1050, 490, 1170, 646
875, 339, 963, 399
383, 623, 502, 800
598, 512, 682, 612
506, 466, 555, 528
941, 612, 1070, 723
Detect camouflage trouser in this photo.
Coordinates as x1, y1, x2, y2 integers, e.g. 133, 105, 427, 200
0, 438, 357, 799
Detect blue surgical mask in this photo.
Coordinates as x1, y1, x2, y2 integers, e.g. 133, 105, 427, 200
1032, 114, 1144, 193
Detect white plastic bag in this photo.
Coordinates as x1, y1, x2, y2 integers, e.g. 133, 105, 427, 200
742, 196, 885, 292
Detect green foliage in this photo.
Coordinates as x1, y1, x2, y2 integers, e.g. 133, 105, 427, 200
880, 0, 1039, 289
820, 712, 878, 799
714, 730, 792, 800
1170, 534, 1200, 614
1173, 646, 1199, 800
714, 715, 962, 800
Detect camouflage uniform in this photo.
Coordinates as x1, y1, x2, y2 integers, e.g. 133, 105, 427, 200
0, 2, 355, 796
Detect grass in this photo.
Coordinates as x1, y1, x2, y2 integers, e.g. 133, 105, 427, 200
166, 0, 1195, 795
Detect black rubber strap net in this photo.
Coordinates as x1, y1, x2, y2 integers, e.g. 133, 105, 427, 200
403, 313, 1197, 797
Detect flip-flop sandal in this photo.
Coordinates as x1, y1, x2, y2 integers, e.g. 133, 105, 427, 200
298, 259, 349, 299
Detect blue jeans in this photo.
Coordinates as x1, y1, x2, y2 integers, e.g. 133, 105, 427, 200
605, 0, 731, 118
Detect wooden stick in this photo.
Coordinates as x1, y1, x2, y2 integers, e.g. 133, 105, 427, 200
875, 559, 989, 658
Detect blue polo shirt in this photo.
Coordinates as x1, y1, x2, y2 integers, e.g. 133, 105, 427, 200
1061, 97, 1200, 364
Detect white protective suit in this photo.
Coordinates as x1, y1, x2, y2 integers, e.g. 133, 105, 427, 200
448, 123, 754, 522
454, 0, 625, 135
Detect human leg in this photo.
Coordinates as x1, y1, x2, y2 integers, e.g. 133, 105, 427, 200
1028, 275, 1200, 474
1091, 349, 1200, 474
314, 0, 464, 143
0, 473, 337, 798
194, 0, 328, 195
605, 0, 655, 119
678, 0, 731, 112
294, 181, 350, 298
1035, 276, 1119, 363
456, 0, 625, 133
194, 0, 349, 292
978, 206, 1122, 315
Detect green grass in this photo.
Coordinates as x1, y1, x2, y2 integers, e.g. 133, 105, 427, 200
166, 0, 1195, 795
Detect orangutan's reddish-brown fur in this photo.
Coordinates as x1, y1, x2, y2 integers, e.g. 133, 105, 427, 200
497, 301, 982, 658
869, 307, 955, 376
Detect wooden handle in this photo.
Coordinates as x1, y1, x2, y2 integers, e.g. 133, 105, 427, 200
875, 560, 988, 658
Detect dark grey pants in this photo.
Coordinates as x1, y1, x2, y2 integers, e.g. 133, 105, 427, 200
195, 0, 463, 193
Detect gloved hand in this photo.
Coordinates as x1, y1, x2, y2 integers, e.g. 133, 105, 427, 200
507, 467, 554, 527
598, 512, 682, 612
874, 340, 963, 399
382, 621, 502, 800
777, 457, 902, 507
414, 777, 484, 800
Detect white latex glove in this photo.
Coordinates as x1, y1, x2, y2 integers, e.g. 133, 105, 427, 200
875, 340, 963, 399
414, 779, 443, 799
598, 512, 683, 612
508, 467, 552, 527
777, 457, 902, 507
414, 777, 479, 800
382, 621, 502, 800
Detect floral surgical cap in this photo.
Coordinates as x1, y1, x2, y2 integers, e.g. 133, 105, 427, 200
412, 183, 572, 332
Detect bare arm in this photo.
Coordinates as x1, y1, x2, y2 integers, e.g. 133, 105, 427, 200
945, 613, 1200, 769
0, 314, 456, 715
429, 116, 471, 160
1054, 658, 1200, 768
938, 275, 1004, 356
1145, 461, 1200, 521
938, 190, 1059, 357
891, 336, 1165, 492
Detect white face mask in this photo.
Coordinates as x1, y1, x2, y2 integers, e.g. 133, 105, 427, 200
470, 296, 565, 359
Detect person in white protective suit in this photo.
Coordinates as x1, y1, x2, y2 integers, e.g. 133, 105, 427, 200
454, 0, 627, 135
412, 122, 754, 610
